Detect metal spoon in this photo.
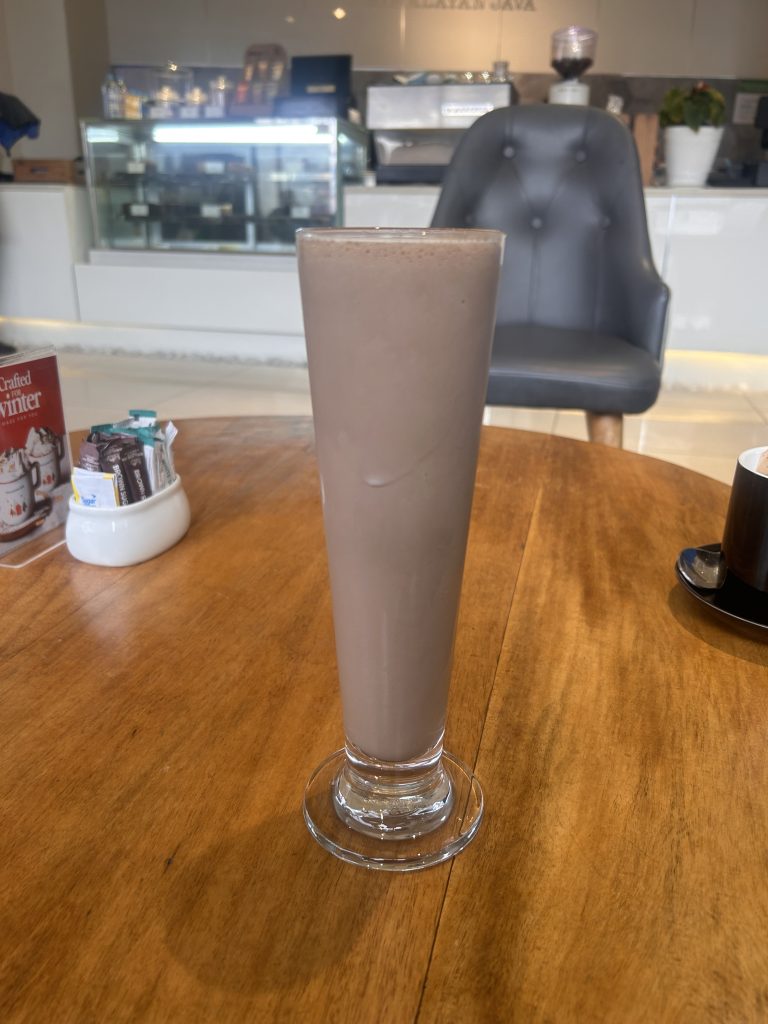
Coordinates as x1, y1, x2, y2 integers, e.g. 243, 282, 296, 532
677, 546, 727, 590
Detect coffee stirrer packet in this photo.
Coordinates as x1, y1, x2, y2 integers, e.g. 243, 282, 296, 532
74, 413, 179, 507
107, 414, 177, 495
107, 435, 150, 503
78, 435, 131, 505
85, 430, 150, 504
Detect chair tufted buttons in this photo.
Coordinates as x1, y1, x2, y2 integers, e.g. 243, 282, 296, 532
503, 144, 516, 158
465, 214, 473, 226
575, 149, 587, 163
531, 216, 543, 230
601, 215, 612, 229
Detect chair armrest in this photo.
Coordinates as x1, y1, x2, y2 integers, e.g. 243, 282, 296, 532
624, 261, 670, 363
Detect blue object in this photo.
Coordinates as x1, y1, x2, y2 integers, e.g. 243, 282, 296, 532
0, 92, 41, 154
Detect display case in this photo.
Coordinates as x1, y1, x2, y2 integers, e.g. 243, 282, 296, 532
81, 118, 368, 254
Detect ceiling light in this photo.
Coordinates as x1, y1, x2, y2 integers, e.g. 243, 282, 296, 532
332, 7, 347, 19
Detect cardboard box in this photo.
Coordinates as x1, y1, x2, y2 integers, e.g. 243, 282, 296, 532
13, 158, 85, 184
632, 115, 660, 187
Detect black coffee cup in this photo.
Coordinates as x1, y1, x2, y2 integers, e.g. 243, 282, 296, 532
722, 446, 768, 592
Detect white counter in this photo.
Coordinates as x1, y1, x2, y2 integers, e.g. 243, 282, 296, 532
0, 184, 91, 321
1, 183, 767, 388
0, 184, 306, 363
345, 185, 768, 362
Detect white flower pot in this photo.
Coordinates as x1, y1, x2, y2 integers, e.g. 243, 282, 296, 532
664, 125, 724, 187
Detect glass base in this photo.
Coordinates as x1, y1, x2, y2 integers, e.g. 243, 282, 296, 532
303, 748, 484, 872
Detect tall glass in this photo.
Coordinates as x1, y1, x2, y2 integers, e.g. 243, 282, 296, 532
298, 228, 503, 871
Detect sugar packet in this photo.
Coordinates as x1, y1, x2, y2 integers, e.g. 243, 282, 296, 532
71, 467, 119, 508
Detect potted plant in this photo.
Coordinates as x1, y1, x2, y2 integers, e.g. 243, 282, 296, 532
660, 82, 726, 187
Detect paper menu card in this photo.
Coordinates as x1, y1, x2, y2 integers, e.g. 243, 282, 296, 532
0, 348, 71, 566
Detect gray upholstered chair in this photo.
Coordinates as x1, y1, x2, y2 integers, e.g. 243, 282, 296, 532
431, 104, 670, 447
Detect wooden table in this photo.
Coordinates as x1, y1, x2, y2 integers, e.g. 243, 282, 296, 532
2, 418, 767, 1023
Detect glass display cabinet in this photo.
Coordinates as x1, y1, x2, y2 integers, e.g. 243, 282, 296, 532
81, 118, 368, 254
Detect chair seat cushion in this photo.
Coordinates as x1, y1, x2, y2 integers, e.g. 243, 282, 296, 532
487, 324, 662, 414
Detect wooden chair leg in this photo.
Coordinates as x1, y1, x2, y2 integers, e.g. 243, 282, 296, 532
586, 412, 623, 448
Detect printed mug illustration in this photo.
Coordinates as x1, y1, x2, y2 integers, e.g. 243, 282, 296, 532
26, 426, 67, 496
0, 448, 41, 529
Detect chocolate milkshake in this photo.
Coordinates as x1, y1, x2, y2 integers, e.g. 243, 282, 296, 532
298, 229, 503, 766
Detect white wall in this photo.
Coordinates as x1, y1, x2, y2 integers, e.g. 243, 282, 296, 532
105, 0, 768, 78
0, 1, 12, 93
1, 0, 765, 166
0, 0, 13, 174
65, 0, 111, 124
3, 0, 80, 157
0, 0, 108, 160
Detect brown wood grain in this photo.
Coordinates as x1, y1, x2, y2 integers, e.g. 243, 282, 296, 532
0, 419, 543, 1023
586, 411, 623, 448
1, 420, 764, 1023
418, 438, 768, 1024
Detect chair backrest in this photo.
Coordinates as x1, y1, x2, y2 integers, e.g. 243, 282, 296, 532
431, 104, 657, 339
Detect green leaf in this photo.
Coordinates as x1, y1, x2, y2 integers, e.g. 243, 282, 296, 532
659, 82, 726, 130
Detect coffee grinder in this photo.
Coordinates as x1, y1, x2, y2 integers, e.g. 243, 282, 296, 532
548, 26, 597, 106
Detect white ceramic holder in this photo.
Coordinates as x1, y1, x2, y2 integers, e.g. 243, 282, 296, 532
65, 474, 191, 567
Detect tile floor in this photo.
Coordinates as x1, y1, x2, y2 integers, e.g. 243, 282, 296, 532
58, 350, 768, 485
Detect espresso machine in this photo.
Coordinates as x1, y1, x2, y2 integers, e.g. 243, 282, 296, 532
367, 82, 514, 184
548, 26, 597, 106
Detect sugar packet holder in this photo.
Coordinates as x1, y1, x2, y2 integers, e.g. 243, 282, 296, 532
66, 412, 188, 566
66, 475, 191, 567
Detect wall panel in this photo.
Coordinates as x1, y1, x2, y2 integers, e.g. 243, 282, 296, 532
105, 0, 768, 77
